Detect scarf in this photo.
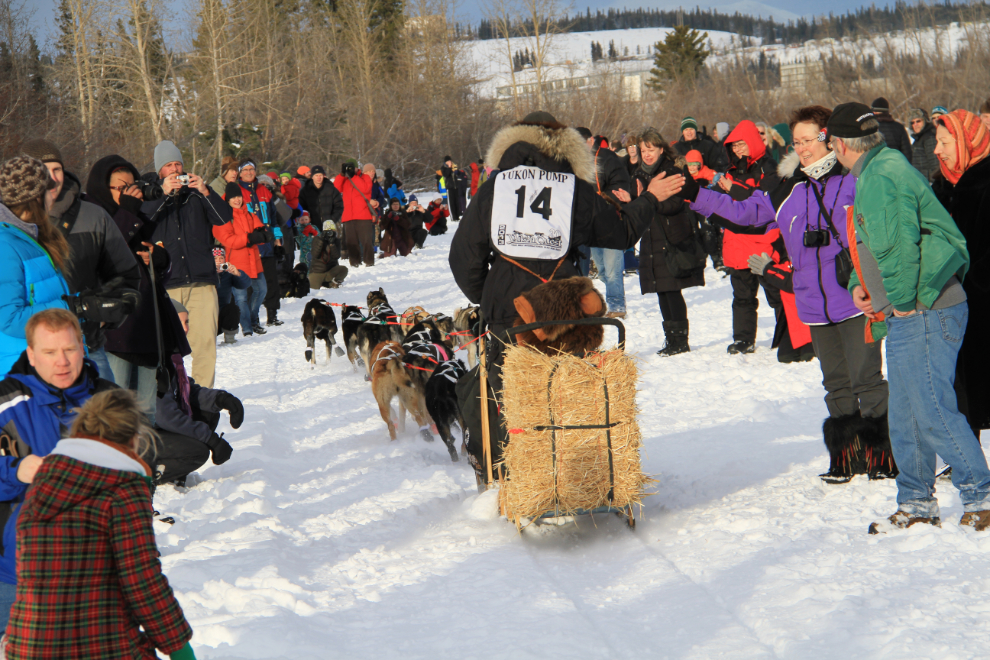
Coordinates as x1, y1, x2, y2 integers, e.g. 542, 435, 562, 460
801, 151, 838, 181
171, 354, 192, 418
937, 109, 990, 185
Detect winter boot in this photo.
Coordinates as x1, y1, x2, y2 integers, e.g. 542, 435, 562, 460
868, 510, 941, 535
727, 340, 755, 355
819, 412, 869, 483
960, 510, 990, 531
223, 330, 238, 344
859, 413, 898, 480
656, 321, 690, 357
266, 309, 284, 327
251, 324, 267, 335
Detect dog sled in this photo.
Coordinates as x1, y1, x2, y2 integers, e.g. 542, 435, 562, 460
488, 318, 648, 530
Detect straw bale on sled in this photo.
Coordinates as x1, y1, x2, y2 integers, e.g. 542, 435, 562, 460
497, 345, 652, 524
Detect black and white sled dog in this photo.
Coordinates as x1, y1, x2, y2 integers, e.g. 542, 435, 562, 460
341, 304, 367, 371
357, 288, 400, 379
452, 305, 481, 368
424, 359, 467, 462
302, 299, 342, 366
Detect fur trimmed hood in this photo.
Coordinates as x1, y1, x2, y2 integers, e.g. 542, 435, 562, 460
777, 150, 802, 179
486, 124, 596, 183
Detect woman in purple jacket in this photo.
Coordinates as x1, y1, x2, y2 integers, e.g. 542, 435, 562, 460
678, 105, 893, 484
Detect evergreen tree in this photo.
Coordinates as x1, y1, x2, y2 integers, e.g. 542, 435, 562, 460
647, 25, 710, 91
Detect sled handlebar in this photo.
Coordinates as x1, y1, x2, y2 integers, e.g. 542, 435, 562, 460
506, 317, 625, 350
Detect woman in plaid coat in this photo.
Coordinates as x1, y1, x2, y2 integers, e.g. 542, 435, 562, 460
5, 390, 195, 659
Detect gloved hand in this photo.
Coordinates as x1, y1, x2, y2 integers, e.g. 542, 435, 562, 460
247, 229, 268, 245
274, 245, 286, 262
206, 432, 233, 465
679, 168, 701, 202
215, 391, 244, 428
748, 252, 773, 277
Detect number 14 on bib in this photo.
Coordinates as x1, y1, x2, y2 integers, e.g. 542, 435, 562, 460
491, 166, 575, 261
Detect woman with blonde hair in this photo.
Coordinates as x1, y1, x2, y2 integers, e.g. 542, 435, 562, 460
5, 389, 196, 659
0, 156, 72, 374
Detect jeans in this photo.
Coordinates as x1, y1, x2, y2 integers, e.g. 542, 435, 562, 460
87, 346, 115, 384
590, 247, 626, 313
106, 353, 157, 427
577, 245, 591, 276
0, 579, 15, 632
231, 274, 267, 333
886, 302, 990, 516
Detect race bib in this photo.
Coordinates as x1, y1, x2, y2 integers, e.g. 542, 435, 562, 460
490, 166, 574, 260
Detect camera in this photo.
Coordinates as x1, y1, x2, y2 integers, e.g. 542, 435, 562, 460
804, 229, 830, 247
176, 174, 190, 186
220, 263, 230, 272
137, 173, 164, 201
341, 162, 356, 178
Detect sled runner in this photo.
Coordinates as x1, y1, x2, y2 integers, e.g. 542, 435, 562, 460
498, 318, 648, 530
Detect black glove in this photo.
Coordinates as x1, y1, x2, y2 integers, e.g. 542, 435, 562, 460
206, 432, 233, 465
274, 245, 286, 262
215, 391, 244, 428
247, 229, 268, 245
679, 167, 701, 202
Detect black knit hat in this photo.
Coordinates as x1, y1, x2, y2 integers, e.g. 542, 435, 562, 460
224, 182, 243, 200
311, 165, 326, 176
21, 139, 63, 166
871, 97, 890, 111
826, 103, 879, 139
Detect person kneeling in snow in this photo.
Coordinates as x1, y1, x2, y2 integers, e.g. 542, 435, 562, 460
5, 389, 197, 659
153, 301, 243, 487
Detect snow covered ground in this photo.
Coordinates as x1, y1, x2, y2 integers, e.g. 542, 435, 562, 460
154, 229, 990, 659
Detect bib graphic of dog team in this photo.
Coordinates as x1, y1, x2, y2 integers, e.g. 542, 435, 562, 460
491, 166, 574, 260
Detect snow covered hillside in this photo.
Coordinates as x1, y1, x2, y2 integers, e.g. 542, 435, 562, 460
468, 27, 748, 98
156, 230, 990, 659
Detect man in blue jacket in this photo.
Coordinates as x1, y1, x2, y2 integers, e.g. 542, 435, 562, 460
0, 309, 114, 631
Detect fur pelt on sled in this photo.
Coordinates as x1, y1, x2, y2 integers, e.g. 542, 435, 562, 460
511, 276, 605, 355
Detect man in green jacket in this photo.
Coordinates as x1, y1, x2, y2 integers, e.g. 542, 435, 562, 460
829, 102, 990, 534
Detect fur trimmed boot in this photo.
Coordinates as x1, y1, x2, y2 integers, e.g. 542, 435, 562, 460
656, 321, 690, 357
820, 412, 868, 484
860, 413, 898, 480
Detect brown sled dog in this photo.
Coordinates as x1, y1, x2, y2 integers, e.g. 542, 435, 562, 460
370, 341, 432, 442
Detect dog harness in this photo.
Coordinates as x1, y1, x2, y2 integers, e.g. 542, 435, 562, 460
373, 344, 402, 368
344, 308, 366, 323
433, 360, 464, 384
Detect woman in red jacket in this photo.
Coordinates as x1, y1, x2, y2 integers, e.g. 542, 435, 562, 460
6, 389, 195, 660
212, 182, 269, 337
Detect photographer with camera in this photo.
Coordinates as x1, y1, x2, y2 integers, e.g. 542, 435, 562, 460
406, 195, 429, 249
22, 140, 142, 385
142, 140, 232, 389
333, 158, 377, 268
85, 155, 191, 425
307, 226, 349, 290
237, 162, 286, 328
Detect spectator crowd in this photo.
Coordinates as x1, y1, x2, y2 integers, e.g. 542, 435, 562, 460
0, 93, 986, 655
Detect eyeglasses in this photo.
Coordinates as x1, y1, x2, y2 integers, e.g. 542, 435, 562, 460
108, 183, 136, 192
792, 139, 820, 149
